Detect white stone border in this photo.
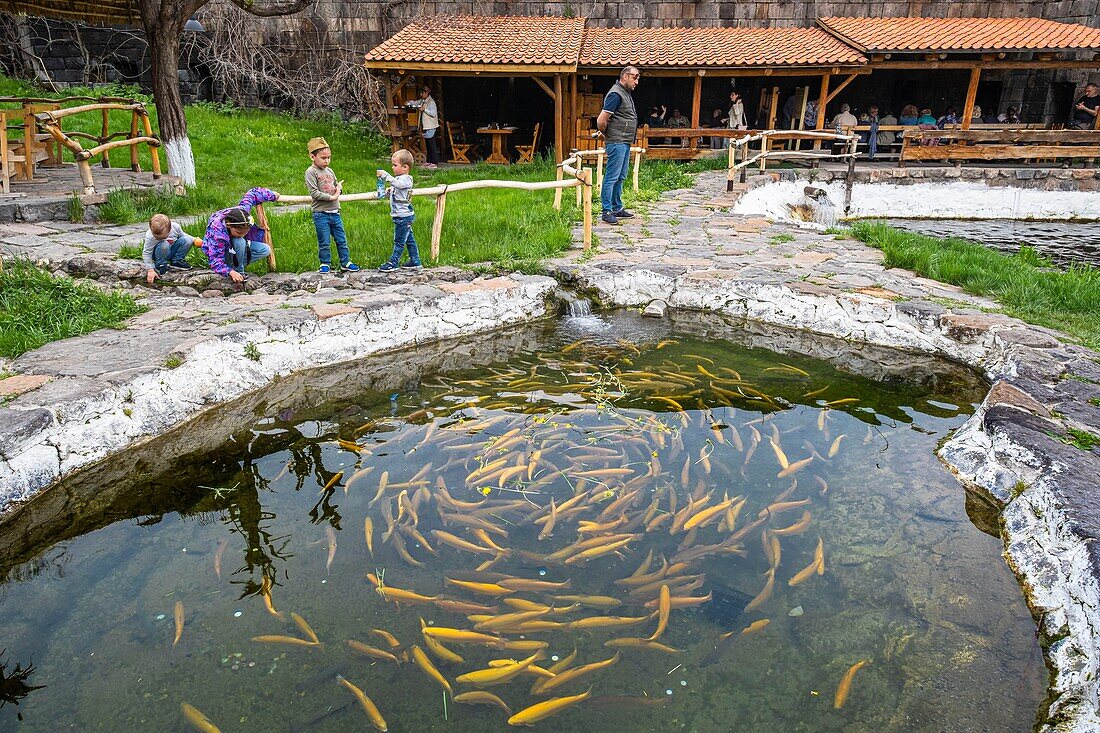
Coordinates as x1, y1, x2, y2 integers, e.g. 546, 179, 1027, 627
0, 275, 557, 506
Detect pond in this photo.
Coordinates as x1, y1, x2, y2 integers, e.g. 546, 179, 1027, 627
0, 311, 1046, 733
881, 218, 1100, 268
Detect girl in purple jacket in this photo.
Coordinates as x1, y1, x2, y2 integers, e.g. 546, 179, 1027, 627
201, 187, 281, 282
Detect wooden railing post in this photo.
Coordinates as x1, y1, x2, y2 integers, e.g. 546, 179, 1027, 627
632, 150, 641, 192
576, 163, 583, 207
582, 167, 593, 251
100, 107, 111, 169
254, 202, 276, 270
129, 109, 140, 172
430, 188, 447, 262
553, 165, 563, 210
595, 150, 604, 189
138, 107, 161, 178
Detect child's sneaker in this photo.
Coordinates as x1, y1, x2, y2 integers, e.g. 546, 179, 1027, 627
319, 264, 331, 274
401, 262, 423, 270
342, 262, 361, 272
378, 261, 399, 272
168, 261, 192, 271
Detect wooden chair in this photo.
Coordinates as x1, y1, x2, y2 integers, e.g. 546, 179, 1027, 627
446, 121, 479, 164
515, 122, 541, 164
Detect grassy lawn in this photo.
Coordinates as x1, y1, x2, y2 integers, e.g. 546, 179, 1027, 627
0, 258, 146, 359
0, 73, 731, 272
849, 220, 1100, 349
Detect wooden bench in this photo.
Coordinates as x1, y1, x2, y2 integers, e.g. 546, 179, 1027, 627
899, 128, 1100, 165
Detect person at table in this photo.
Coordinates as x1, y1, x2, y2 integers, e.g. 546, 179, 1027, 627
877, 110, 898, 145
937, 106, 959, 129
645, 105, 667, 144
666, 108, 689, 146
596, 65, 640, 226
1001, 107, 1022, 124
707, 108, 726, 149
405, 85, 440, 169
916, 108, 938, 126
898, 104, 919, 126
831, 103, 857, 131
1070, 83, 1099, 129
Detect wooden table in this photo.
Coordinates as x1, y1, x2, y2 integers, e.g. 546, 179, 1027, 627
477, 127, 515, 164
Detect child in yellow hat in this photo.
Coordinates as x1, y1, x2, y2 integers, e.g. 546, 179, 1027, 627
305, 136, 359, 274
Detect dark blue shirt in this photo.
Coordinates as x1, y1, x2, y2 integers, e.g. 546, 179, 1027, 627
602, 91, 623, 114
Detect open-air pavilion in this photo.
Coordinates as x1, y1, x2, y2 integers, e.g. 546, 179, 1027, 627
365, 14, 1100, 164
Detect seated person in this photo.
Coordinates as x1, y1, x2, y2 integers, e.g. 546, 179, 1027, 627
645, 105, 667, 144
202, 187, 280, 282
937, 106, 959, 128
916, 108, 938, 126
1001, 106, 1022, 124
898, 104, 919, 126
877, 111, 899, 145
666, 108, 689, 146
831, 103, 857, 130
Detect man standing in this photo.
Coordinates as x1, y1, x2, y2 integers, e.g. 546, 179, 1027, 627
1070, 82, 1100, 129
597, 66, 640, 225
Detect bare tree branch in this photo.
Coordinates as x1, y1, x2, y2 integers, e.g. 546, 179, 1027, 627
228, 0, 313, 17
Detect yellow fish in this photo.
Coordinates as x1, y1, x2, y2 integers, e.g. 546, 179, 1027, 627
181, 702, 221, 733
744, 569, 775, 612
370, 628, 401, 648
789, 555, 822, 586
410, 644, 453, 695
346, 639, 400, 663
251, 635, 322, 649
778, 456, 814, 478
742, 618, 770, 635
454, 690, 512, 715
647, 585, 670, 641
769, 439, 789, 470
291, 612, 319, 644
566, 615, 649, 630
321, 471, 343, 494
173, 601, 184, 647
552, 595, 621, 609
456, 651, 543, 687
445, 578, 514, 596
828, 434, 846, 458
834, 659, 870, 709
422, 627, 506, 648
536, 652, 619, 695
364, 517, 374, 558
773, 510, 812, 537
604, 638, 681, 653
337, 674, 388, 731
508, 689, 591, 726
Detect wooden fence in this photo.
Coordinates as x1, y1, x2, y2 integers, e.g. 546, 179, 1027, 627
272, 153, 597, 265
34, 102, 161, 194
899, 128, 1100, 165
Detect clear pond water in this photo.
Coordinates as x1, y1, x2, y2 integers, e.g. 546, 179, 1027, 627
0, 312, 1046, 732
883, 217, 1100, 268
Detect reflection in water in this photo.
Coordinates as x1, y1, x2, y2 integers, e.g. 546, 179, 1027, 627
0, 312, 1045, 733
883, 217, 1100, 267
0, 652, 45, 719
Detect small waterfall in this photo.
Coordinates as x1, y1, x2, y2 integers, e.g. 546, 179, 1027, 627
785, 186, 837, 228
561, 293, 593, 318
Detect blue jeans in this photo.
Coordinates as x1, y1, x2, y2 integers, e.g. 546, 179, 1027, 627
152, 233, 193, 274
229, 236, 271, 274
387, 215, 421, 266
601, 142, 631, 214
312, 211, 351, 266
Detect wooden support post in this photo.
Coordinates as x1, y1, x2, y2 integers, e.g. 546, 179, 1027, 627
825, 73, 858, 105
582, 167, 593, 250
569, 73, 578, 153
430, 189, 447, 261
961, 67, 981, 131
77, 159, 95, 195
814, 73, 830, 152
139, 109, 161, 178
554, 74, 564, 162
100, 107, 111, 168
690, 73, 702, 150
576, 165, 583, 206
728, 139, 735, 169
0, 112, 9, 195
596, 150, 604, 189
129, 110, 140, 171
554, 165, 563, 210
632, 150, 641, 192
254, 202, 276, 270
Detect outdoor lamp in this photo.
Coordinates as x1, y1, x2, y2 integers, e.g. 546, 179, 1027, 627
183, 15, 205, 32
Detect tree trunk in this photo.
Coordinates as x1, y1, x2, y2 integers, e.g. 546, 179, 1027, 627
140, 1, 196, 186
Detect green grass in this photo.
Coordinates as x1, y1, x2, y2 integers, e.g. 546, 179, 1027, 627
850, 221, 1100, 349
0, 258, 146, 358
1057, 427, 1100, 451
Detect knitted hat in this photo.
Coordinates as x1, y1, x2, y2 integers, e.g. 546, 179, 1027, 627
307, 137, 330, 154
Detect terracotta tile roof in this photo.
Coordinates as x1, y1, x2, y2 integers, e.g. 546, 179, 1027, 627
818, 16, 1100, 53
364, 15, 585, 67
579, 27, 866, 67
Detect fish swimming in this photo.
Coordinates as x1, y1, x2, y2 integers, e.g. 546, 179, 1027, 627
181, 702, 221, 733
834, 659, 870, 708
336, 674, 388, 731
509, 689, 592, 726
173, 601, 184, 647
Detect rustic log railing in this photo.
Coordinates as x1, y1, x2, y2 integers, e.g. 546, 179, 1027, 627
729, 130, 860, 211
568, 146, 646, 199
273, 154, 595, 265
33, 102, 161, 194
637, 125, 748, 160
899, 129, 1100, 165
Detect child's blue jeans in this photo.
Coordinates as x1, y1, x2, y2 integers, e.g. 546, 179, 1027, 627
152, 233, 193, 274
228, 236, 271, 274
312, 211, 351, 266
386, 214, 421, 266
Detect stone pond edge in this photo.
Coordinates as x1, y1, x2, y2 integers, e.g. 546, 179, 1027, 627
0, 274, 558, 506
552, 261, 1100, 733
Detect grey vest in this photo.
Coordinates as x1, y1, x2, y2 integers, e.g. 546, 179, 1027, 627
603, 82, 638, 144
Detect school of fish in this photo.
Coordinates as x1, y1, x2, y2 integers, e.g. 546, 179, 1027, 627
182, 337, 878, 731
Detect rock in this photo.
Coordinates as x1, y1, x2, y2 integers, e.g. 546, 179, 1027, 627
0, 374, 52, 398
201, 289, 224, 298
642, 300, 668, 318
